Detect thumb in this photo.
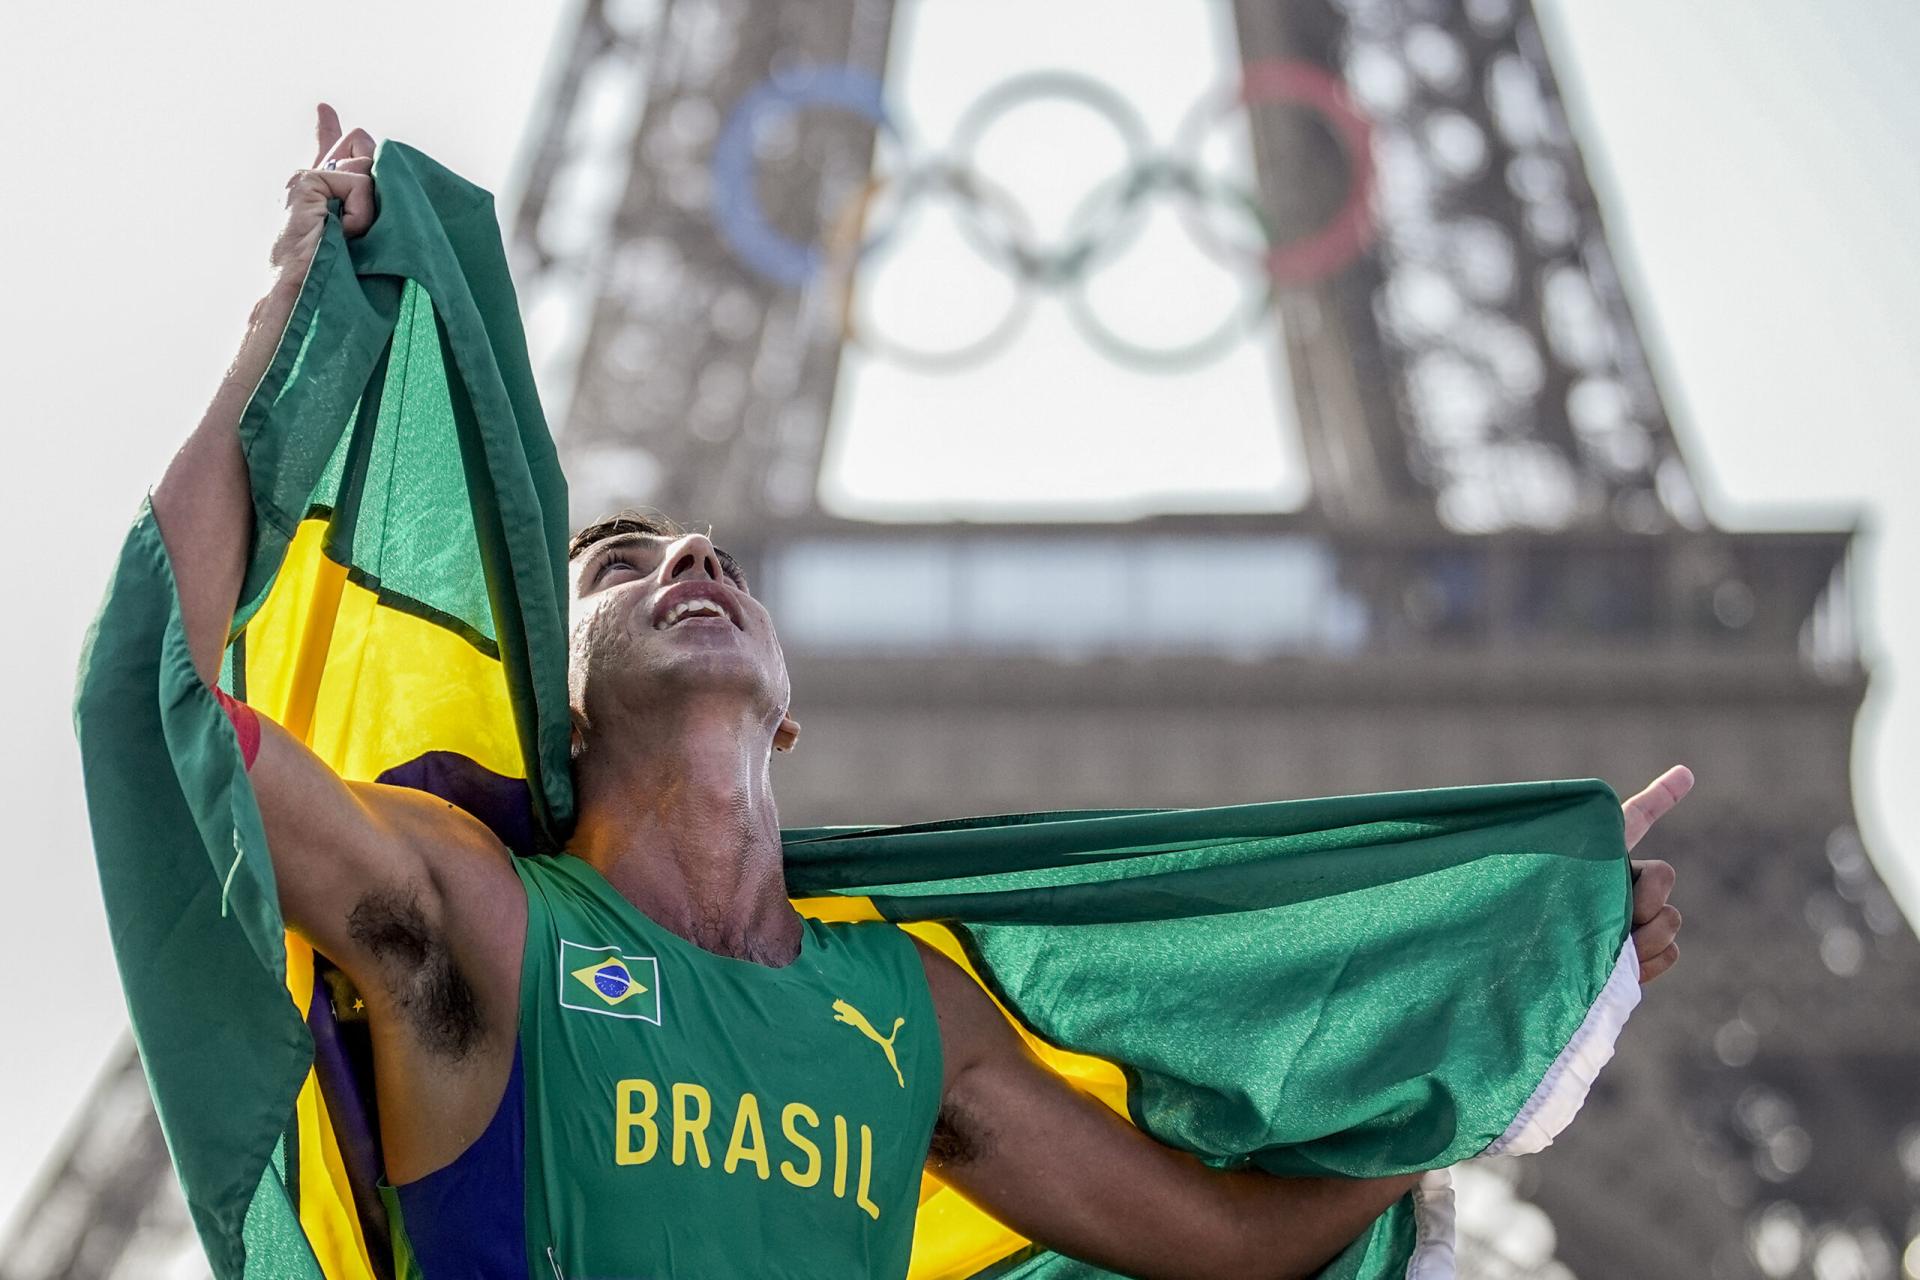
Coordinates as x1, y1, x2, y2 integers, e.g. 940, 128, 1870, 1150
313, 102, 343, 167
1621, 765, 1694, 851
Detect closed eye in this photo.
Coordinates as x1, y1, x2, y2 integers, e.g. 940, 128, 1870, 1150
715, 548, 748, 592
592, 550, 650, 585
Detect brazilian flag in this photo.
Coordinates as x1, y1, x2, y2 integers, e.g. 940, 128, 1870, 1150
74, 142, 1638, 1280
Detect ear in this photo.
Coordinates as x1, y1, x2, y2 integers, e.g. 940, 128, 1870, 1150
570, 707, 588, 761
773, 713, 801, 754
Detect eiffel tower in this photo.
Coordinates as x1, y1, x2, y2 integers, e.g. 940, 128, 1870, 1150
12, 2, 1919, 1277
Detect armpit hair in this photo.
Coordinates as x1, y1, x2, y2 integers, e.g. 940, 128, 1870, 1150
928, 1101, 987, 1168
346, 886, 484, 1061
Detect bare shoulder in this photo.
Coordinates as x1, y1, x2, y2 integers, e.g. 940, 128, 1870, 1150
356, 778, 524, 905
247, 710, 522, 966
345, 780, 527, 978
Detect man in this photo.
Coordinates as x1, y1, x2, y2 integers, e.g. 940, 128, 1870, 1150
145, 104, 1685, 1278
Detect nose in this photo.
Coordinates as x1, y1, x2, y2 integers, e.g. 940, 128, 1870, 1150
662, 533, 726, 585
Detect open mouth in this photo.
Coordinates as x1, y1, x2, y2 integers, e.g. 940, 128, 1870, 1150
649, 585, 742, 631
658, 598, 731, 628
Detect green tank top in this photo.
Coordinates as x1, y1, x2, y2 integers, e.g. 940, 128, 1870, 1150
514, 853, 942, 1278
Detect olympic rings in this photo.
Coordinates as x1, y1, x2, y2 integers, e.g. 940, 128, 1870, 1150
709, 59, 1376, 369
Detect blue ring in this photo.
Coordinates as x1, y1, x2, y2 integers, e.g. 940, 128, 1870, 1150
710, 65, 894, 288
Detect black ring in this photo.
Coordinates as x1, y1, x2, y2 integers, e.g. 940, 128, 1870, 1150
946, 71, 1153, 285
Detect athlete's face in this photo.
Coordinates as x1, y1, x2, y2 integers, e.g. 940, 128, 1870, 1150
568, 531, 793, 745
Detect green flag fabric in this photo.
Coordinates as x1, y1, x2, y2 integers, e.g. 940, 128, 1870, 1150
74, 141, 1638, 1280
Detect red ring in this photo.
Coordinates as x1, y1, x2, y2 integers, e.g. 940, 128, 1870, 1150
1200, 59, 1376, 287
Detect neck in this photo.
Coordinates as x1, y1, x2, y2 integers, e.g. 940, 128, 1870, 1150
568, 698, 800, 967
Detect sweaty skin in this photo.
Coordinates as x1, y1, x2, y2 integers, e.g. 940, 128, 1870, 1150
143, 103, 1688, 1280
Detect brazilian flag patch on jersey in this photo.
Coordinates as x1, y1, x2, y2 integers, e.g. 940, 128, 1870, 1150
559, 940, 662, 1024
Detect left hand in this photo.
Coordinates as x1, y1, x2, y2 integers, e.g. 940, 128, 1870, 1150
272, 105, 378, 289
1622, 765, 1691, 984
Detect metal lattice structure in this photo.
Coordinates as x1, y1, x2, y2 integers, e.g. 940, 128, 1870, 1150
14, 2, 1920, 1278
1233, 0, 1702, 534
1, 1048, 201, 1280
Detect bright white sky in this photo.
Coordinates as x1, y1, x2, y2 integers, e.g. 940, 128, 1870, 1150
1, 0, 1916, 1232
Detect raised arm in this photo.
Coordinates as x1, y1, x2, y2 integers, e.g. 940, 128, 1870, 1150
917, 943, 1420, 1280
152, 103, 376, 687
143, 107, 520, 1020
140, 108, 526, 1178
146, 105, 421, 953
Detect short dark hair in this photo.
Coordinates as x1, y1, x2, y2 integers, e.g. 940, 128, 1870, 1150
569, 509, 747, 590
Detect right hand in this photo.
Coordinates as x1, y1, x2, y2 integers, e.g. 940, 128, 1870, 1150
269, 103, 378, 285
1620, 765, 1689, 984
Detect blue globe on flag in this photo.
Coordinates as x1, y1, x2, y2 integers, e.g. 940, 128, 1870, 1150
593, 963, 631, 1000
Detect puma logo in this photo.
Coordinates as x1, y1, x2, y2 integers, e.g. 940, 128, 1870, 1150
832, 998, 906, 1088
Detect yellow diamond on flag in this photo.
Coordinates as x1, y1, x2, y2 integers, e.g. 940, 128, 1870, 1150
571, 956, 647, 1007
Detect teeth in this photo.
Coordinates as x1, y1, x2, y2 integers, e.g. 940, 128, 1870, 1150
658, 598, 728, 629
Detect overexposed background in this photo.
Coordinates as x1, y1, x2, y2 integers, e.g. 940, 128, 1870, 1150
1, 0, 1914, 1228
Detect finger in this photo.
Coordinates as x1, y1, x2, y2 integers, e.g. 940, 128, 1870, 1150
313, 102, 343, 167
1630, 859, 1675, 925
1633, 903, 1681, 960
285, 169, 377, 237
1639, 942, 1679, 984
323, 126, 378, 168
326, 155, 374, 177
1621, 764, 1694, 851
285, 168, 369, 202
